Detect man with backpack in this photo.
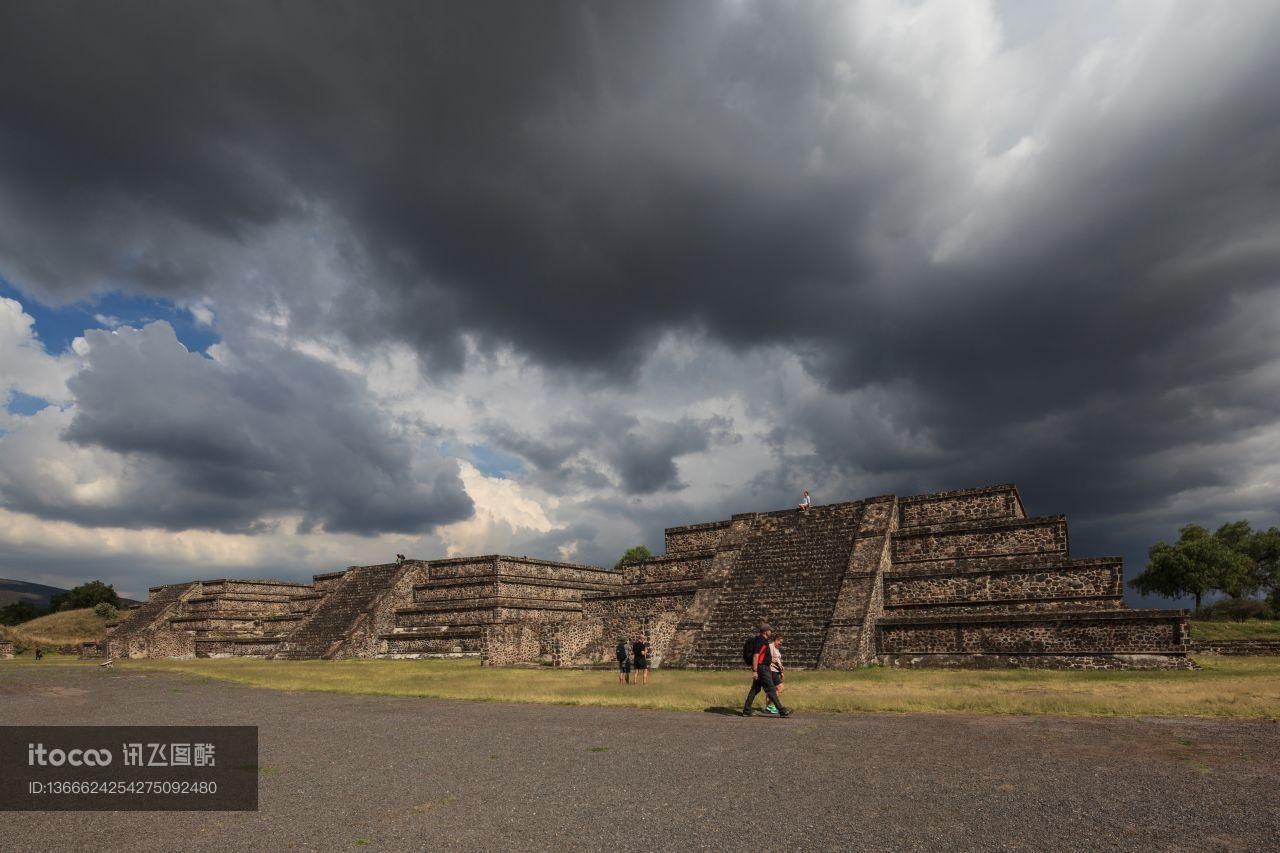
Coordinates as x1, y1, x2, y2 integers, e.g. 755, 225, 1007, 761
742, 622, 790, 717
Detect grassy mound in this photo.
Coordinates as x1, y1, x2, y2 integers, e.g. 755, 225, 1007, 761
1190, 619, 1280, 642
117, 656, 1280, 719
1, 607, 113, 651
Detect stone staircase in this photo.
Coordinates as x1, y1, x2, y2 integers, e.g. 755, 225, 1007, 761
272, 564, 402, 659
687, 504, 864, 668
100, 582, 198, 658
107, 583, 193, 635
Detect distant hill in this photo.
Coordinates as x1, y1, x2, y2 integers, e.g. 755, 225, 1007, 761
0, 578, 68, 609
0, 578, 141, 609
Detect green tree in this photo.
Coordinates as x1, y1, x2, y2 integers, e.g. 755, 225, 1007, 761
48, 580, 121, 612
614, 545, 652, 569
1212, 521, 1280, 609
1129, 524, 1253, 612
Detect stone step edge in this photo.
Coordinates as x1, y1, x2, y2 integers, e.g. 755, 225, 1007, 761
876, 608, 1188, 627
584, 581, 700, 600
879, 650, 1191, 658
398, 598, 583, 614
891, 514, 1066, 541
197, 578, 312, 589
884, 594, 1125, 610
169, 613, 302, 623
413, 575, 620, 593
185, 593, 301, 604
380, 629, 483, 641
622, 549, 717, 566
886, 556, 1121, 580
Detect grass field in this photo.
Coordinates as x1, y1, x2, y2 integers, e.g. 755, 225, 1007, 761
1, 608, 111, 651
1190, 619, 1280, 641
58, 655, 1276, 719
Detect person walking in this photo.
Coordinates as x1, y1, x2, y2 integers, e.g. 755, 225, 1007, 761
615, 636, 632, 684
765, 633, 785, 714
742, 623, 789, 717
631, 634, 651, 684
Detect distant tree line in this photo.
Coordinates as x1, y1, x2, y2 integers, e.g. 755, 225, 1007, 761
0, 580, 121, 626
1130, 521, 1280, 618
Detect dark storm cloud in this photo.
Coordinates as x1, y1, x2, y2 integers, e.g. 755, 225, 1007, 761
0, 322, 472, 534
4, 2, 1277, 387
488, 412, 737, 495
0, 0, 1278, 594
0, 0, 882, 371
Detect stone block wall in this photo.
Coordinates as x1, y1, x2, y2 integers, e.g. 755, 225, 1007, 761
375, 555, 621, 661
892, 516, 1068, 565
897, 484, 1024, 529
883, 558, 1124, 615
622, 553, 712, 584
0, 640, 14, 659
664, 520, 731, 555
877, 610, 1189, 654
875, 487, 1187, 669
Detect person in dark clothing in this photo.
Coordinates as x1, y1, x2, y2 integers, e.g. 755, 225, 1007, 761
631, 635, 651, 684
615, 637, 632, 684
742, 623, 789, 717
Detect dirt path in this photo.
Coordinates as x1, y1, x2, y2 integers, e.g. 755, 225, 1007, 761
2, 664, 1277, 851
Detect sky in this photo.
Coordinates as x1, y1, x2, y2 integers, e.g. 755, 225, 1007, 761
0, 1, 1277, 603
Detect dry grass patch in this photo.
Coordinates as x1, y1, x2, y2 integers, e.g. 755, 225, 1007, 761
1191, 619, 1280, 641
122, 656, 1280, 719
2, 608, 110, 650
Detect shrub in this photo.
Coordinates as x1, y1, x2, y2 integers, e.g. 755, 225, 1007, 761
1199, 597, 1271, 622
93, 602, 120, 620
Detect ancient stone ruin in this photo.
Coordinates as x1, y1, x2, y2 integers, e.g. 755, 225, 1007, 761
88, 485, 1192, 669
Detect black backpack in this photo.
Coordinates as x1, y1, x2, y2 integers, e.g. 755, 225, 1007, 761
742, 635, 757, 665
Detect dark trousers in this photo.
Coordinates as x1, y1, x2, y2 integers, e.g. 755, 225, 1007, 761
743, 666, 785, 713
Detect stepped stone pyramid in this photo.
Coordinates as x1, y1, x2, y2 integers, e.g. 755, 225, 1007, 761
655, 485, 1189, 669
92, 484, 1191, 670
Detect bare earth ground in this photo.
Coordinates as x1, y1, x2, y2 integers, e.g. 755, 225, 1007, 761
2, 664, 1277, 852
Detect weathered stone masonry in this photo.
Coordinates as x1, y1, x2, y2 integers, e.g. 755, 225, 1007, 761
93, 484, 1192, 670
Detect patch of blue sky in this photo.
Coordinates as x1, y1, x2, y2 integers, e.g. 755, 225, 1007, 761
5, 390, 52, 416
467, 444, 527, 479
0, 277, 219, 355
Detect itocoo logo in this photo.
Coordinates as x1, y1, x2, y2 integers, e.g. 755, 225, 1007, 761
27, 743, 113, 767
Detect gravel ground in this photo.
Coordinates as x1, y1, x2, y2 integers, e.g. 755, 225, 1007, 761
1, 664, 1277, 852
